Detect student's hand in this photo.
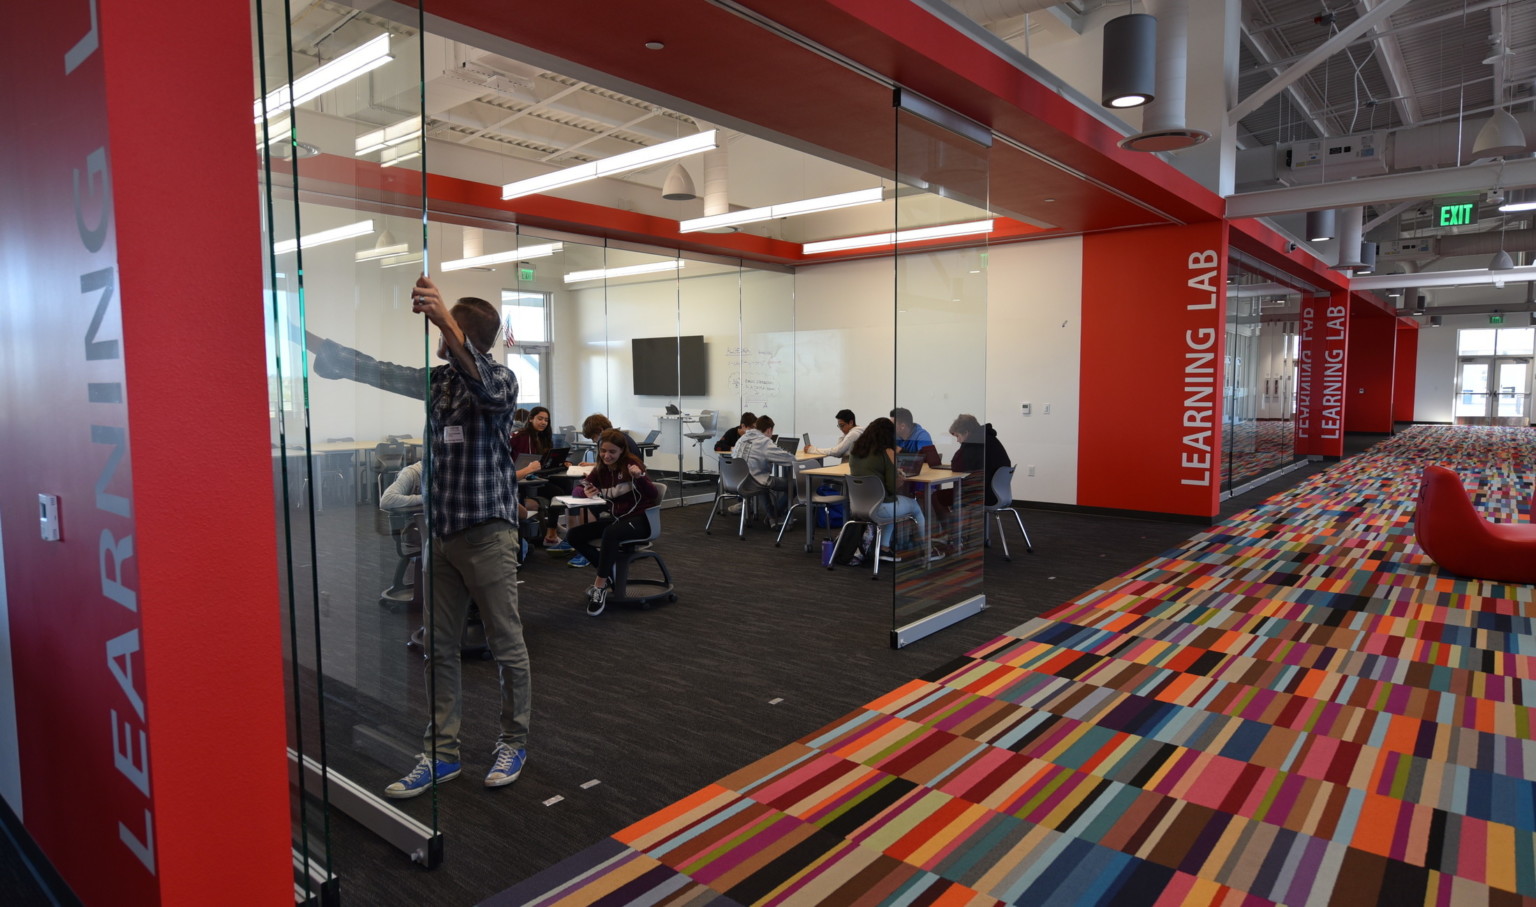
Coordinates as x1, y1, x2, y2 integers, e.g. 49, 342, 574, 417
627, 463, 643, 478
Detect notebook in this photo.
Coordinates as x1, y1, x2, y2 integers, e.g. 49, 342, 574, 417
896, 452, 925, 477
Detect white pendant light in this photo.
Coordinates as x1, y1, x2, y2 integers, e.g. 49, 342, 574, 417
1489, 249, 1515, 271
1101, 14, 1157, 109
1473, 108, 1528, 158
661, 164, 697, 201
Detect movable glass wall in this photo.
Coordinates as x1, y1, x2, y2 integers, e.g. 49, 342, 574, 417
1224, 256, 1303, 493
254, 0, 439, 891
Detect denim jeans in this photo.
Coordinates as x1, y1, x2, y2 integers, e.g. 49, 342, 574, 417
872, 496, 925, 547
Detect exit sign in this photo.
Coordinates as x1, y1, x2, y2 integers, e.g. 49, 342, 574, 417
518, 265, 536, 281
1436, 201, 1478, 227
1490, 314, 1505, 324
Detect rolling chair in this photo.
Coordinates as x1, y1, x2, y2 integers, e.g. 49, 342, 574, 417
777, 458, 845, 550
984, 465, 1034, 559
704, 458, 767, 539
682, 410, 717, 481
829, 474, 922, 578
372, 441, 407, 502
607, 481, 676, 607
380, 511, 421, 606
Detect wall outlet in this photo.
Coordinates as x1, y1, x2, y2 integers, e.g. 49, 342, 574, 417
1027, 465, 1036, 477
1043, 403, 1052, 415
1021, 402, 1031, 416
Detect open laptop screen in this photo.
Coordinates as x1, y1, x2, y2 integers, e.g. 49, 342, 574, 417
896, 452, 925, 477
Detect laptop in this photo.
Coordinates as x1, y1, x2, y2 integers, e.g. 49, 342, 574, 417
538, 446, 571, 470
642, 429, 661, 445
896, 452, 925, 477
776, 436, 799, 455
515, 453, 540, 470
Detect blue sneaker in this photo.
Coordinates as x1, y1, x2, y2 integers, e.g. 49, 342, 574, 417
568, 554, 590, 568
485, 743, 527, 787
546, 539, 573, 552
384, 754, 461, 799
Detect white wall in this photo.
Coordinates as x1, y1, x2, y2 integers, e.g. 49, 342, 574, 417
1414, 315, 1536, 424
986, 238, 1083, 505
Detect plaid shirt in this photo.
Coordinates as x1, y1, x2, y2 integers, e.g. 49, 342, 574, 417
314, 339, 518, 537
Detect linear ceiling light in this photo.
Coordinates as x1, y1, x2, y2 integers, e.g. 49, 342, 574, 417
273, 220, 374, 255
1499, 188, 1536, 212
501, 131, 718, 200
356, 230, 409, 262
356, 116, 421, 155
255, 35, 392, 121
802, 220, 995, 255
563, 261, 684, 283
442, 243, 563, 272
378, 252, 424, 269
679, 187, 885, 233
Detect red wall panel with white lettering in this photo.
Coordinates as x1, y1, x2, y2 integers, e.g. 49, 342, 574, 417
1295, 292, 1350, 457
0, 1, 290, 904
1079, 223, 1227, 518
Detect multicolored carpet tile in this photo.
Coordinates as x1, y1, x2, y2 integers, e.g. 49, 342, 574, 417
498, 426, 1536, 906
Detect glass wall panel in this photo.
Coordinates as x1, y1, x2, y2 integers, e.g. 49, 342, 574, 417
678, 262, 746, 502
1224, 259, 1301, 491
255, 0, 437, 886
891, 104, 990, 645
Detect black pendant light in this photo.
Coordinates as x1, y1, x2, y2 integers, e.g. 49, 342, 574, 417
1102, 13, 1157, 109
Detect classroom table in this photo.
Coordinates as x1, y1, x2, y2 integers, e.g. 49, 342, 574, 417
798, 462, 968, 560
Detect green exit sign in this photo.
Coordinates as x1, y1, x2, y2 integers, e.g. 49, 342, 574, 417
1490, 314, 1505, 324
1436, 201, 1478, 227
518, 265, 536, 281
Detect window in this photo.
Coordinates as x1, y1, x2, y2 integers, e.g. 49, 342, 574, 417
1457, 327, 1534, 357
502, 290, 551, 408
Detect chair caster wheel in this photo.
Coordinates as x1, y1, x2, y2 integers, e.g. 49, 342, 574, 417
774, 542, 782, 548
667, 593, 677, 602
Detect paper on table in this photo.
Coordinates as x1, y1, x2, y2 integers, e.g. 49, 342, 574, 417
554, 495, 605, 508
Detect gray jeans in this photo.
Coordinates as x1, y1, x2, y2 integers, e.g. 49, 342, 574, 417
425, 519, 529, 762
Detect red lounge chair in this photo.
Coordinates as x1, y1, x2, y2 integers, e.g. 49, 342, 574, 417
1415, 465, 1536, 585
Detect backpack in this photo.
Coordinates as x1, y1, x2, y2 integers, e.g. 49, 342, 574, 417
832, 524, 877, 566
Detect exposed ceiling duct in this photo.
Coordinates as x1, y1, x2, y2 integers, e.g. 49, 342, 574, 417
1336, 206, 1365, 270
1436, 228, 1536, 257
1121, 0, 1209, 152
945, 0, 1065, 21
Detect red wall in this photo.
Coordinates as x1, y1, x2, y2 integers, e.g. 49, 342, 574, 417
0, 1, 290, 904
1345, 298, 1398, 433
1079, 223, 1227, 519
1394, 320, 1420, 423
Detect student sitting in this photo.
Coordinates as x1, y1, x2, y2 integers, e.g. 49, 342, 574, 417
714, 411, 756, 452
891, 406, 942, 466
948, 413, 1011, 506
511, 406, 571, 548
566, 429, 660, 617
849, 417, 933, 560
730, 414, 796, 524
803, 408, 862, 460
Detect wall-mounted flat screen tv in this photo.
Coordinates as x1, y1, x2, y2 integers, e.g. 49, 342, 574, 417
632, 335, 707, 396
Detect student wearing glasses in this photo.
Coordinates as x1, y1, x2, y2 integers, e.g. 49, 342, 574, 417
802, 409, 862, 461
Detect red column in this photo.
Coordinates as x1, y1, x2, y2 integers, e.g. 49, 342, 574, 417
0, 2, 290, 905
1345, 298, 1398, 433
1394, 319, 1420, 423
1295, 292, 1350, 457
1080, 223, 1227, 519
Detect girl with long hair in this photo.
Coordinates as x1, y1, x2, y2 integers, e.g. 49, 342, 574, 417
566, 429, 660, 616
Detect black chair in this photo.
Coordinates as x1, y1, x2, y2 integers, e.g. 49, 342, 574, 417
829, 475, 922, 578
380, 511, 421, 606
608, 482, 676, 608
372, 442, 407, 502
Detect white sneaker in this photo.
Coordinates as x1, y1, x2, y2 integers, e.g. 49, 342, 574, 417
726, 502, 743, 514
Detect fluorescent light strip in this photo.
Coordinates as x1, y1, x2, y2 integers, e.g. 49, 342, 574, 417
1499, 201, 1536, 212
355, 244, 410, 262
255, 35, 392, 121
356, 116, 422, 155
441, 243, 564, 272
802, 219, 995, 254
379, 149, 421, 168
564, 261, 684, 283
378, 252, 424, 269
680, 187, 884, 233
502, 131, 718, 200
272, 220, 374, 256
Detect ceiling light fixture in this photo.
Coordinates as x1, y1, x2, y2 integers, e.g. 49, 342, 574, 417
355, 230, 409, 262
1499, 188, 1536, 212
379, 143, 421, 168
443, 243, 563, 272
501, 131, 718, 200
661, 163, 697, 201
1101, 14, 1157, 108
273, 220, 374, 255
1358, 241, 1378, 274
802, 220, 995, 255
1473, 108, 1528, 158
1489, 249, 1515, 271
1305, 209, 1336, 242
680, 188, 885, 233
356, 116, 421, 155
378, 252, 424, 269
564, 260, 684, 283
255, 34, 392, 121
